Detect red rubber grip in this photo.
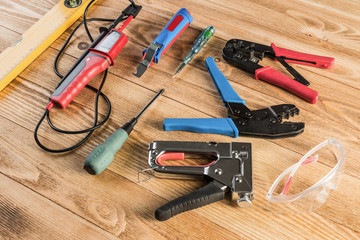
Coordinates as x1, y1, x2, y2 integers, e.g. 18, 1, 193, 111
50, 30, 128, 109
156, 152, 215, 167
157, 152, 184, 164
51, 54, 109, 108
255, 66, 318, 104
161, 22, 189, 56
271, 43, 335, 69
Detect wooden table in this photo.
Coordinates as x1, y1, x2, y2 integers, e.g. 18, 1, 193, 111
1, 0, 359, 239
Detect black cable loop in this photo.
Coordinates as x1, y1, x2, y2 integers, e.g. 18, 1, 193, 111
34, 0, 133, 153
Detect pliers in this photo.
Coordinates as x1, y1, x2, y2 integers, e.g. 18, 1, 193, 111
222, 39, 335, 104
163, 57, 305, 138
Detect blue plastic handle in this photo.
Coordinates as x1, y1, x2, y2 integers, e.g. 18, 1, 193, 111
205, 57, 245, 105
163, 118, 239, 138
145, 8, 193, 63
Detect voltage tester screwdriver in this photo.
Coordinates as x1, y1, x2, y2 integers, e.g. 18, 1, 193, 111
84, 89, 164, 175
173, 26, 215, 78
34, 0, 142, 153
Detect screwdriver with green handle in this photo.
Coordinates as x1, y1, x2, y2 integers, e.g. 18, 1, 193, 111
84, 89, 164, 175
173, 26, 215, 78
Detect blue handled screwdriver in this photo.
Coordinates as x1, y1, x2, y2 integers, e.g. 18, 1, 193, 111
173, 26, 215, 78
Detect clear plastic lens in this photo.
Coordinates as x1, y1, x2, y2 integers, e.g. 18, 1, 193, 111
266, 138, 345, 213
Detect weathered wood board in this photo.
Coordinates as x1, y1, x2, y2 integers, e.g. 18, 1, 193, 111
0, 0, 359, 239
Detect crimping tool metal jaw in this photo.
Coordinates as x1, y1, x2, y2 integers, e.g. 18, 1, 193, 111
163, 57, 304, 138
148, 141, 253, 221
223, 39, 335, 104
230, 103, 304, 138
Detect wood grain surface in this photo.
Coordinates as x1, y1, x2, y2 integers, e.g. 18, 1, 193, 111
0, 0, 359, 239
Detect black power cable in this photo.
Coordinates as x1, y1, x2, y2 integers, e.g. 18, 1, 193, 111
34, 0, 133, 153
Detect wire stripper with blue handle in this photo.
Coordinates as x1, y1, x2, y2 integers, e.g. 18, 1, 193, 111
133, 8, 193, 78
163, 57, 305, 138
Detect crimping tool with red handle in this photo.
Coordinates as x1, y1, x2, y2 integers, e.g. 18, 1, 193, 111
222, 39, 335, 104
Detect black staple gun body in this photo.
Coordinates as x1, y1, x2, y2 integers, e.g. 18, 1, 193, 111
148, 141, 253, 221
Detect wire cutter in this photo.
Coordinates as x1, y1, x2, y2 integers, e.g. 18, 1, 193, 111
133, 8, 193, 78
222, 39, 335, 104
163, 57, 304, 138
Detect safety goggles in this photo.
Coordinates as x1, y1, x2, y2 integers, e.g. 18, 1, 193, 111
266, 138, 345, 213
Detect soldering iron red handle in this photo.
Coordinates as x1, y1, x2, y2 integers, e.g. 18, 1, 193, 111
255, 66, 318, 104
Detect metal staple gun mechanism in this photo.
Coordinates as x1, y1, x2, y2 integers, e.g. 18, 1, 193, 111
147, 141, 253, 221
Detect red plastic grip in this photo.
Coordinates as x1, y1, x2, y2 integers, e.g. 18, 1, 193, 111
161, 22, 190, 56
255, 66, 318, 104
50, 30, 128, 109
51, 54, 110, 108
156, 152, 215, 167
271, 43, 335, 69
167, 15, 184, 31
156, 152, 184, 165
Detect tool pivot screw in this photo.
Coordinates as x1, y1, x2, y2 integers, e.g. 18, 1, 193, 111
245, 112, 251, 117
235, 177, 242, 183
226, 43, 233, 49
234, 53, 242, 59
232, 150, 238, 157
208, 142, 218, 146
238, 120, 246, 126
269, 117, 276, 124
215, 168, 223, 175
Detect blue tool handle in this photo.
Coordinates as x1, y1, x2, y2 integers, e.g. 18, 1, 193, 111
163, 118, 239, 138
205, 57, 245, 105
146, 8, 193, 63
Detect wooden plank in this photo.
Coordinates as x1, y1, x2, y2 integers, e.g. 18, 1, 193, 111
0, 0, 360, 239
0, 0, 57, 52
0, 114, 242, 239
0, 0, 98, 91
0, 173, 118, 239
0, 48, 358, 238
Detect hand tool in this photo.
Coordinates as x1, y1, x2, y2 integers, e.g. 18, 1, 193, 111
84, 89, 164, 175
163, 57, 304, 138
222, 39, 335, 104
34, 0, 142, 153
50, 2, 142, 109
148, 141, 253, 221
0, 0, 99, 92
133, 8, 193, 78
173, 25, 215, 78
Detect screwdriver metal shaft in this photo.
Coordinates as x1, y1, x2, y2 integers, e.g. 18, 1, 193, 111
84, 89, 164, 175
